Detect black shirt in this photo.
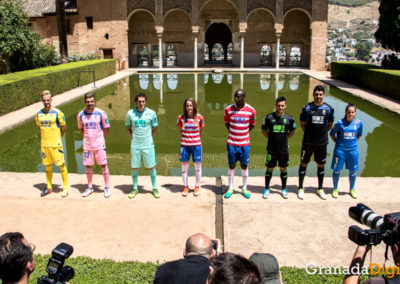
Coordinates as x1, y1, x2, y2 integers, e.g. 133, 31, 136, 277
261, 112, 296, 154
300, 102, 334, 146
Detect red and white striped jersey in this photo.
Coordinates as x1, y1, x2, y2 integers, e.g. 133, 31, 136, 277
224, 103, 256, 146
177, 114, 205, 146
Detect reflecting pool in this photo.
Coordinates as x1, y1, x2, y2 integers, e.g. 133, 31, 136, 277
1, 73, 400, 177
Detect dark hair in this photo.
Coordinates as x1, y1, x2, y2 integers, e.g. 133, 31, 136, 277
276, 96, 286, 104
345, 103, 356, 113
135, 92, 147, 102
0, 232, 32, 282
84, 93, 96, 101
209, 253, 261, 284
182, 98, 199, 128
313, 85, 325, 94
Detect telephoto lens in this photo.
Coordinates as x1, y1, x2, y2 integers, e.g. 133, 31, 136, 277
349, 203, 384, 229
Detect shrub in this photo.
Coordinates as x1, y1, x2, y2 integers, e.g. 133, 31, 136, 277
0, 59, 115, 115
331, 61, 400, 100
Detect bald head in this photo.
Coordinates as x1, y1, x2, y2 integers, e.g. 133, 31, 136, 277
185, 233, 213, 259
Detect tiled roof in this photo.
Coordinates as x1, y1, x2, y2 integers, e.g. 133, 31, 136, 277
22, 0, 55, 17
22, 0, 77, 18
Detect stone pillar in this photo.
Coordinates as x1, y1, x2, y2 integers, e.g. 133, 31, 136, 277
192, 26, 199, 69
239, 22, 247, 69
310, 0, 328, 70
275, 36, 280, 69
285, 44, 291, 67
156, 26, 164, 69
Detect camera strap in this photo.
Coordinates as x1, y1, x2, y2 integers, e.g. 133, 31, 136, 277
385, 244, 390, 262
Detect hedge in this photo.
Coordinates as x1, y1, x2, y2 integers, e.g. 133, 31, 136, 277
0, 59, 115, 115
331, 61, 400, 101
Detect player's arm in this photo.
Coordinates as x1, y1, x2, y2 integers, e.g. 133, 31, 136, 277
249, 125, 255, 131
152, 126, 158, 138
103, 127, 110, 136
125, 126, 132, 137
288, 131, 295, 139
225, 123, 230, 130
328, 121, 333, 131
262, 129, 268, 138
330, 133, 336, 143
300, 121, 306, 132
79, 128, 84, 136
60, 125, 66, 137
328, 108, 335, 131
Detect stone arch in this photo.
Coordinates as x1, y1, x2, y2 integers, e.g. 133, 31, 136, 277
128, 10, 157, 67
283, 8, 312, 24
163, 9, 193, 66
205, 23, 232, 63
281, 9, 311, 67
245, 8, 276, 66
199, 0, 239, 65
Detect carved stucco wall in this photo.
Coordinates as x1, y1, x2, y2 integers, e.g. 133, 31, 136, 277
247, 0, 275, 17
284, 0, 312, 16
163, 0, 191, 15
127, 0, 155, 16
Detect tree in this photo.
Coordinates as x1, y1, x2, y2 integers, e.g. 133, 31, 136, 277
375, 0, 400, 52
355, 41, 373, 62
0, 0, 40, 73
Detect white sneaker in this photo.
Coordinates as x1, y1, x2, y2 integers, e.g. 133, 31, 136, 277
317, 189, 327, 200
82, 188, 93, 197
104, 187, 110, 198
297, 188, 305, 200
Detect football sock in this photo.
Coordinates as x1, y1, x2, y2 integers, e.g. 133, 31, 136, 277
131, 169, 138, 189
265, 169, 273, 189
45, 165, 53, 190
349, 170, 357, 190
332, 171, 340, 189
194, 162, 202, 187
298, 165, 307, 188
59, 164, 68, 189
317, 166, 325, 189
86, 167, 93, 188
280, 170, 288, 189
150, 168, 157, 189
181, 162, 189, 187
241, 168, 248, 190
102, 165, 110, 188
228, 168, 235, 189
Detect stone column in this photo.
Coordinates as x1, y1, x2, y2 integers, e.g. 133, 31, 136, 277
310, 0, 328, 70
192, 26, 200, 69
239, 22, 247, 69
156, 26, 164, 69
275, 36, 280, 69
285, 44, 291, 67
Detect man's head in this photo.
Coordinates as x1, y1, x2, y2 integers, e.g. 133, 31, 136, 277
0, 232, 35, 283
209, 252, 261, 284
84, 93, 96, 112
312, 85, 325, 106
275, 97, 286, 116
135, 93, 147, 112
184, 233, 213, 260
41, 90, 52, 111
234, 89, 246, 109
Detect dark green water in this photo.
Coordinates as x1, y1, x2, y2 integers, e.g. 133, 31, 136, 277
1, 73, 400, 177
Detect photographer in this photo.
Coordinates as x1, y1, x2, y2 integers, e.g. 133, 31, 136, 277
0, 232, 36, 284
344, 222, 400, 284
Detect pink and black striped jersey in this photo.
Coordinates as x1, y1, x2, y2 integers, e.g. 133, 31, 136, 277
177, 114, 204, 146
224, 103, 256, 146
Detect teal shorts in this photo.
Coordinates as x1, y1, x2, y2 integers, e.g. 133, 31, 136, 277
131, 147, 157, 169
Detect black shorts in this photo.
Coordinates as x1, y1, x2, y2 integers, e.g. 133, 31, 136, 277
265, 152, 289, 168
300, 144, 327, 165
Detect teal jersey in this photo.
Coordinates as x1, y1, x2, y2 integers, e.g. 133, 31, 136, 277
125, 107, 158, 149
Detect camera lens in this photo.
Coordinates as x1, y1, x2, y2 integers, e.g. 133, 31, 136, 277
349, 203, 383, 229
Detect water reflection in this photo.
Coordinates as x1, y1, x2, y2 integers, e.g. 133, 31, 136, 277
1, 73, 400, 177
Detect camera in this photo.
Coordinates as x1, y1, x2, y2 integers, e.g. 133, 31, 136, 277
37, 243, 75, 284
348, 203, 400, 246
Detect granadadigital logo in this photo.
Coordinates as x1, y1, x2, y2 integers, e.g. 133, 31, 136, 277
306, 263, 400, 278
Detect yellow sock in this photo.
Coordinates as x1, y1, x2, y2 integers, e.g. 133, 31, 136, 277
59, 164, 68, 190
45, 165, 53, 190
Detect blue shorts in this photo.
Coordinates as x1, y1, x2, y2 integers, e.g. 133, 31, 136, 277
180, 145, 202, 162
331, 148, 359, 171
227, 145, 250, 165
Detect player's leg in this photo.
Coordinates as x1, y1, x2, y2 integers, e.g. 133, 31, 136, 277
53, 147, 68, 197
347, 149, 359, 199
315, 145, 328, 200
193, 145, 203, 196
239, 146, 251, 199
180, 146, 190, 196
40, 147, 53, 197
82, 151, 94, 197
298, 145, 312, 199
129, 148, 141, 199
95, 149, 110, 198
278, 153, 289, 199
263, 153, 276, 199
331, 149, 345, 199
143, 147, 159, 198
225, 145, 238, 198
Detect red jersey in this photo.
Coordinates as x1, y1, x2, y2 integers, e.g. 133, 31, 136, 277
224, 103, 256, 146
177, 114, 205, 146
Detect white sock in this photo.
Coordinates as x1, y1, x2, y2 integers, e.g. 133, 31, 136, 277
182, 162, 189, 187
241, 168, 249, 190
194, 162, 202, 187
228, 168, 235, 189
